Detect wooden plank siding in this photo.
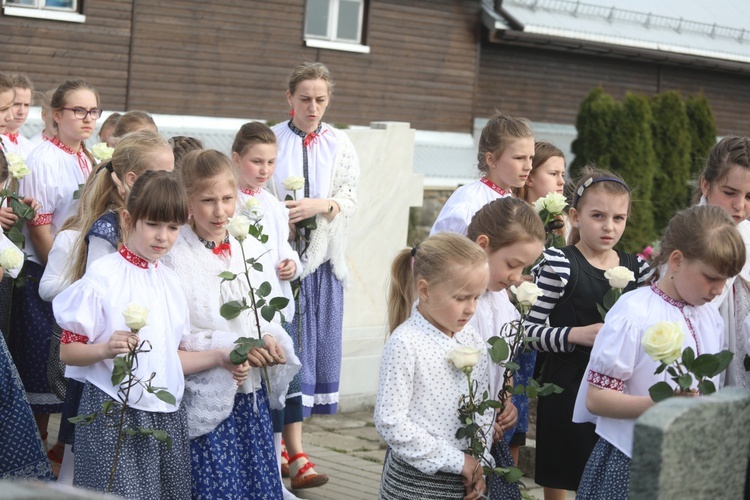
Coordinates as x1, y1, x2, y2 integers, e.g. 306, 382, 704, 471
125, 0, 481, 131
475, 41, 750, 137
0, 0, 133, 110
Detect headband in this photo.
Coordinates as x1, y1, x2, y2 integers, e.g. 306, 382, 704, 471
572, 176, 630, 208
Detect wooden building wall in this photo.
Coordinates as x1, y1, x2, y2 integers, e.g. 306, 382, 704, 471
126, 0, 481, 132
475, 42, 750, 137
0, 1, 132, 110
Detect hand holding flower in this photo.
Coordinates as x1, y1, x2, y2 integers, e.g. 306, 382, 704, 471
106, 330, 140, 358
277, 258, 296, 281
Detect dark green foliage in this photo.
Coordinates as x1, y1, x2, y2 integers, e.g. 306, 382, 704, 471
685, 91, 718, 179
608, 93, 657, 253
650, 91, 692, 232
569, 87, 617, 179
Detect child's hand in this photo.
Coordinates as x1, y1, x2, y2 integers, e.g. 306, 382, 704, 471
461, 454, 486, 500
246, 346, 274, 367
277, 259, 296, 281
106, 330, 139, 358
23, 197, 41, 220
0, 206, 17, 231
569, 323, 603, 347
493, 401, 518, 442
263, 335, 287, 365
218, 350, 251, 385
288, 223, 297, 241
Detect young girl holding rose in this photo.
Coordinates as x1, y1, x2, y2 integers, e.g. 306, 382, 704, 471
524, 167, 650, 499
163, 149, 299, 499
375, 232, 493, 500
466, 197, 545, 499
574, 204, 745, 499
431, 112, 534, 236
53, 171, 200, 498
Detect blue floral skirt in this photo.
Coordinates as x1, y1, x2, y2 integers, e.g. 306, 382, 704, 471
0, 332, 53, 480
577, 438, 630, 500
190, 387, 282, 499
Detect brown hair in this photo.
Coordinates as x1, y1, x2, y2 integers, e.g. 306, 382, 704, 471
477, 112, 533, 174
467, 197, 545, 251
180, 149, 237, 199
231, 122, 276, 157
99, 112, 121, 143
0, 151, 9, 186
287, 62, 334, 96
126, 170, 188, 227
50, 80, 99, 164
568, 166, 631, 245
10, 74, 33, 93
387, 233, 487, 333
652, 204, 745, 281
518, 141, 566, 201
0, 73, 14, 94
169, 136, 204, 171
697, 136, 750, 203
112, 110, 157, 144
67, 130, 173, 281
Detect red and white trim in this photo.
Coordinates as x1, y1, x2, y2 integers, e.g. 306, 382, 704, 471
29, 213, 53, 227
480, 176, 510, 197
60, 329, 88, 344
118, 244, 154, 269
587, 370, 624, 392
650, 283, 701, 355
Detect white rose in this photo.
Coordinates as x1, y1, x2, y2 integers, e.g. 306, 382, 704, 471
226, 215, 251, 240
447, 346, 482, 370
542, 192, 567, 213
510, 282, 544, 308
5, 153, 30, 179
92, 142, 114, 162
244, 197, 260, 210
122, 302, 149, 332
604, 266, 635, 290
0, 245, 24, 270
247, 206, 264, 223
282, 176, 305, 191
643, 321, 685, 365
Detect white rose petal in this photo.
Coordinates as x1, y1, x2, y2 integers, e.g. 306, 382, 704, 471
5, 153, 30, 179
604, 266, 635, 290
92, 142, 115, 162
643, 321, 685, 365
282, 175, 305, 191
447, 346, 482, 370
510, 282, 544, 307
533, 197, 546, 213
122, 302, 149, 331
0, 245, 24, 270
244, 197, 260, 210
246, 206, 264, 223
226, 215, 252, 240
543, 192, 568, 213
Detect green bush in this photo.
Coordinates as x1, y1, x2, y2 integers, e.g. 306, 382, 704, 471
685, 91, 718, 179
650, 91, 692, 232
569, 87, 617, 179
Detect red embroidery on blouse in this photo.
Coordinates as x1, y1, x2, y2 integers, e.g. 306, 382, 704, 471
60, 329, 88, 344
650, 283, 700, 355
480, 177, 509, 197
3, 132, 18, 145
303, 129, 327, 148
239, 187, 260, 196
118, 244, 153, 269
587, 370, 624, 392
29, 213, 53, 227
212, 242, 231, 257
50, 136, 91, 178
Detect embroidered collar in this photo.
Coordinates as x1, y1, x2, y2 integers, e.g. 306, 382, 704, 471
50, 136, 90, 178
288, 120, 325, 148
119, 244, 154, 269
198, 233, 230, 251
3, 132, 18, 145
650, 282, 688, 309
480, 177, 510, 197
239, 187, 261, 196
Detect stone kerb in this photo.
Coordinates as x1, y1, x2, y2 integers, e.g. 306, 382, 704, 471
630, 386, 750, 499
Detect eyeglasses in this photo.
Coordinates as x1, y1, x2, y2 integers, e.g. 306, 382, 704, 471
63, 107, 103, 120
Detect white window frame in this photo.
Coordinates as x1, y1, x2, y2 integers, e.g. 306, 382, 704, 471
3, 0, 85, 23
304, 0, 370, 54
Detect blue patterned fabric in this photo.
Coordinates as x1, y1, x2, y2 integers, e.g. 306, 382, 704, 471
86, 210, 120, 248
286, 261, 343, 417
577, 438, 630, 500
0, 332, 54, 480
8, 261, 63, 413
487, 440, 522, 499
190, 388, 283, 499
507, 349, 536, 440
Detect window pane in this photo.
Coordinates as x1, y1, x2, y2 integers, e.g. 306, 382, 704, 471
336, 0, 362, 41
45, 0, 76, 8
6, 0, 36, 6
305, 0, 330, 38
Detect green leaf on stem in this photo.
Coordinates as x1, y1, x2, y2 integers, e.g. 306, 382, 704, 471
269, 297, 290, 309
68, 412, 99, 425
154, 390, 176, 406
111, 356, 129, 386
537, 382, 564, 396
603, 288, 618, 310
6, 225, 24, 248
513, 384, 526, 395
654, 363, 668, 375
261, 305, 277, 322
484, 399, 502, 409
257, 282, 272, 297
698, 379, 717, 395
505, 361, 520, 372
487, 336, 510, 364
649, 381, 675, 402
690, 355, 720, 379
218, 271, 237, 281
255, 298, 266, 308
10, 197, 35, 220
666, 366, 678, 377
503, 466, 524, 483
251, 262, 263, 272
681, 347, 695, 370
713, 350, 733, 375
596, 302, 608, 321
744, 354, 750, 372
220, 300, 247, 320
677, 373, 693, 391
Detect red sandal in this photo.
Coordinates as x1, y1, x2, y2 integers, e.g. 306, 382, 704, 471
288, 452, 329, 490
280, 440, 290, 478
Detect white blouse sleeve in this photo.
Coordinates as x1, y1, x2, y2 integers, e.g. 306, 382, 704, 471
53, 278, 107, 342
87, 236, 116, 269
585, 312, 640, 392
374, 334, 465, 475
430, 202, 473, 237
39, 230, 77, 301
19, 153, 60, 223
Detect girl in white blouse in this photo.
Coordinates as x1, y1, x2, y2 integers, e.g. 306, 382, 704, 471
574, 205, 746, 499
54, 171, 244, 498
375, 233, 493, 500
